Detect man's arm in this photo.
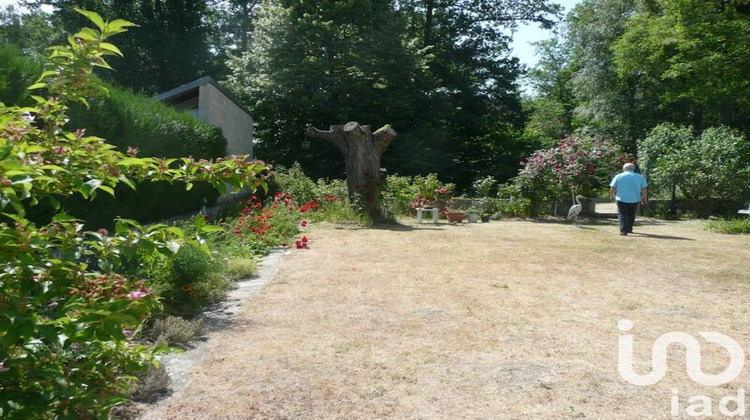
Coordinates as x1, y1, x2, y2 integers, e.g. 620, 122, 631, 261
610, 187, 617, 201
641, 187, 648, 204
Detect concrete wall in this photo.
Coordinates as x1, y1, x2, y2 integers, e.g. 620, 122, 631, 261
198, 83, 253, 157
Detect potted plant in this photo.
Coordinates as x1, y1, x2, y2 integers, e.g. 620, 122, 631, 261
445, 210, 466, 223
478, 197, 496, 222
465, 207, 481, 223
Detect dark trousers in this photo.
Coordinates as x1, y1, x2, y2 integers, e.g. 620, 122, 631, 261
617, 201, 639, 233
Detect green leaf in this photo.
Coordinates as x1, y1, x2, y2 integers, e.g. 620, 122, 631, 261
74, 28, 99, 41
74, 8, 106, 31
27, 83, 47, 91
100, 42, 123, 57
0, 145, 11, 161
166, 240, 181, 254
98, 185, 115, 196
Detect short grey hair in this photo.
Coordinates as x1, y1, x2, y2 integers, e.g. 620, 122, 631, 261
623, 163, 636, 172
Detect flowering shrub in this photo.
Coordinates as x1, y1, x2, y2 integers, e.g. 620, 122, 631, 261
233, 192, 316, 246
0, 10, 269, 418
513, 136, 629, 202
408, 173, 455, 213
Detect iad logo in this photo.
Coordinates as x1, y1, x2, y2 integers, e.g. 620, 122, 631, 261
618, 319, 745, 386
618, 319, 747, 417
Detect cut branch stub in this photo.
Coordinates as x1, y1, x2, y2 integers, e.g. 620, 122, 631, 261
304, 121, 397, 218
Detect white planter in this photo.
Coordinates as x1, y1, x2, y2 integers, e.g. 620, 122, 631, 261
467, 213, 480, 223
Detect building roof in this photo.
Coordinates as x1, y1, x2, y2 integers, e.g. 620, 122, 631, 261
156, 76, 252, 116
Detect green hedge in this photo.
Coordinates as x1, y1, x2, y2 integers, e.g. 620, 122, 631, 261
61, 86, 227, 228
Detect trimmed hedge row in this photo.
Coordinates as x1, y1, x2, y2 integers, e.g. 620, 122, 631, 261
62, 87, 227, 228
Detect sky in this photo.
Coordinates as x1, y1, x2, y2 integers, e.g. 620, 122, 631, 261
1, 0, 582, 70
509, 0, 582, 69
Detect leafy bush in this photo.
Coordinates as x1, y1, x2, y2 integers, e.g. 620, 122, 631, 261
143, 242, 230, 316
0, 11, 269, 418
640, 124, 750, 217
511, 136, 629, 215
382, 174, 419, 215
472, 175, 499, 197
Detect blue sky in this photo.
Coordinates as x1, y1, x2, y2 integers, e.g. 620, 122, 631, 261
510, 0, 582, 68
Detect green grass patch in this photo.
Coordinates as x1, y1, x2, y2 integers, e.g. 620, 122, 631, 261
705, 218, 750, 234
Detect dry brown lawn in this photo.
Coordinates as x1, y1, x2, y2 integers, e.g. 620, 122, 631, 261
139, 219, 750, 419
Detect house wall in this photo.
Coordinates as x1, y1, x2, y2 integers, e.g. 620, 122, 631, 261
198, 83, 253, 157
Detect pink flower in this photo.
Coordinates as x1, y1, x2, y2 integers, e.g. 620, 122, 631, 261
0, 362, 8, 372
123, 328, 133, 337
127, 290, 147, 300
48, 301, 59, 309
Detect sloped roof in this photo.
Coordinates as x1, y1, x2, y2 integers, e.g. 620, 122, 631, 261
156, 76, 251, 116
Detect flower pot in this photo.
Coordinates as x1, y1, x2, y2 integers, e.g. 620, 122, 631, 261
481, 215, 491, 223
445, 212, 465, 223
467, 213, 480, 223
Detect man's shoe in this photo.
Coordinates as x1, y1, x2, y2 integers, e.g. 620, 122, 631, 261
620, 232, 627, 236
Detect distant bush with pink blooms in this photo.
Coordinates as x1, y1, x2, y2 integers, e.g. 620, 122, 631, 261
512, 136, 630, 205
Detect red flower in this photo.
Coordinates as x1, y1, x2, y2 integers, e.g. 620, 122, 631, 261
301, 236, 308, 243
301, 220, 309, 228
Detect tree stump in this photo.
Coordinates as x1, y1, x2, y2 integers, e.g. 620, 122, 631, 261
304, 122, 397, 217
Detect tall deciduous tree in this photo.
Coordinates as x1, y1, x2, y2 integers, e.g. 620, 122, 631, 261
226, 0, 428, 180
613, 0, 750, 135
38, 0, 216, 93
566, 0, 664, 152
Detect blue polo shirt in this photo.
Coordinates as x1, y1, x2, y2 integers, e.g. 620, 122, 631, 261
610, 171, 647, 203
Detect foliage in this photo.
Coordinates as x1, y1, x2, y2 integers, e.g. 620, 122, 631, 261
0, 6, 58, 58
522, 37, 575, 145
512, 136, 628, 205
0, 44, 43, 107
637, 123, 693, 197
705, 218, 750, 235
233, 192, 305, 245
226, 0, 560, 189
472, 176, 499, 198
43, 0, 219, 93
61, 85, 227, 227
382, 174, 420, 216
409, 173, 455, 211
565, 0, 660, 152
0, 11, 269, 418
640, 124, 750, 217
613, 0, 750, 132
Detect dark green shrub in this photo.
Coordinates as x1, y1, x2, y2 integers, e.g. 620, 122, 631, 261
0, 44, 41, 106
145, 243, 230, 316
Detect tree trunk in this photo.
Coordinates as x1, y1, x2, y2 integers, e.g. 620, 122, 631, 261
305, 122, 397, 218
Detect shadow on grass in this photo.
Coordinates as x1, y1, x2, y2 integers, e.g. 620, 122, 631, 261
628, 232, 695, 241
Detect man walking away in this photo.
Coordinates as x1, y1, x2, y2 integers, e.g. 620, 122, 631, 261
609, 163, 648, 236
